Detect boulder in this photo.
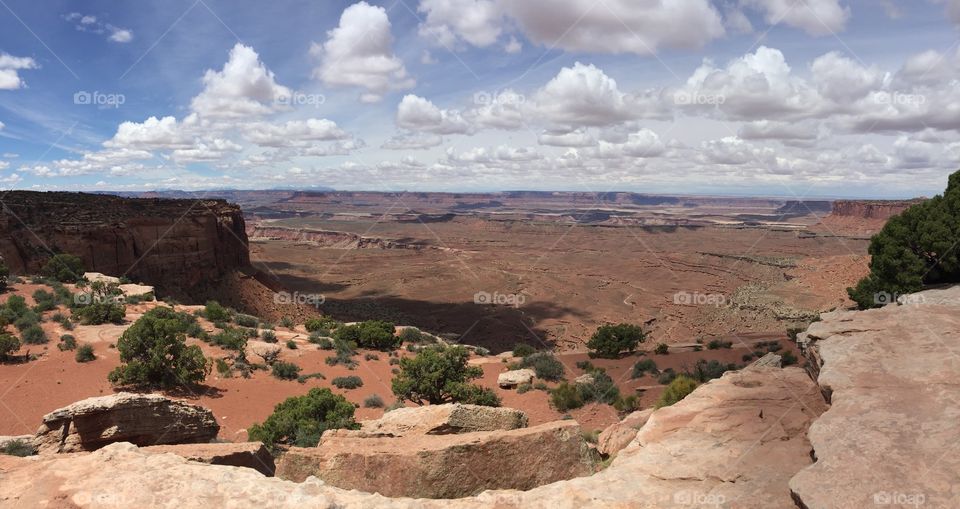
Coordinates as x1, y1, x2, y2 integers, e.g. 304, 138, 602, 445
751, 352, 782, 368
358, 403, 528, 436
119, 283, 154, 297
0, 435, 35, 455
574, 373, 595, 385
497, 368, 535, 388
142, 442, 275, 476
247, 341, 282, 363
34, 393, 219, 454
276, 421, 597, 498
790, 287, 960, 509
83, 272, 120, 284
596, 409, 653, 456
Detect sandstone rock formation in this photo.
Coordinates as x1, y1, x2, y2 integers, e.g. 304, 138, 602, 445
0, 435, 35, 454
751, 352, 782, 368
814, 199, 924, 236
276, 421, 596, 498
596, 408, 653, 457
357, 404, 528, 436
33, 393, 219, 454
790, 287, 960, 509
142, 442, 275, 476
497, 368, 535, 388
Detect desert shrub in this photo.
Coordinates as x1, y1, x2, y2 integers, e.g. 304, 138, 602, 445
388, 357, 400, 365
0, 439, 34, 457
576, 370, 621, 405
656, 375, 698, 408
215, 358, 233, 378
630, 358, 659, 378
108, 309, 210, 389
0, 333, 19, 360
518, 352, 565, 381
707, 339, 733, 350
332, 375, 363, 389
297, 372, 325, 384
550, 382, 584, 412
32, 289, 57, 313
314, 336, 334, 350
657, 368, 677, 385
58, 334, 77, 351
614, 394, 641, 413
0, 261, 8, 292
398, 327, 425, 343
587, 323, 646, 358
5, 295, 27, 315
687, 359, 737, 383
41, 254, 84, 283
533, 381, 549, 391
575, 360, 595, 371
279, 316, 294, 328
781, 351, 798, 366
235, 314, 258, 328
286, 340, 298, 350
185, 322, 204, 338
202, 301, 232, 322
21, 325, 47, 345
13, 311, 39, 331
334, 320, 398, 350
211, 327, 248, 351
364, 352, 379, 361
654, 343, 669, 355
261, 330, 277, 343
742, 353, 755, 362
75, 344, 95, 363
363, 394, 385, 408
517, 382, 532, 394
247, 388, 357, 448
447, 383, 501, 406
392, 345, 491, 405
73, 301, 125, 325
324, 338, 357, 368
305, 317, 341, 332
512, 343, 537, 357
271, 361, 301, 380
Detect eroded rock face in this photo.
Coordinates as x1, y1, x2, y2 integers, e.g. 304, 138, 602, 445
34, 393, 219, 454
142, 442, 275, 476
596, 409, 653, 457
357, 404, 528, 436
276, 421, 597, 498
790, 287, 960, 509
0, 365, 826, 508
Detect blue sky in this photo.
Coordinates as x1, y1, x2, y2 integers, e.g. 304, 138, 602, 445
0, 0, 959, 198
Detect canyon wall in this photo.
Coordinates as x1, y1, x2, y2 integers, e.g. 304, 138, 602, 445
813, 198, 925, 236
248, 225, 433, 250
0, 191, 249, 298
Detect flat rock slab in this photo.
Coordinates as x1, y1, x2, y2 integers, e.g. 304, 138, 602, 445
277, 420, 596, 498
34, 392, 219, 454
357, 403, 528, 436
790, 287, 960, 508
142, 442, 275, 476
596, 409, 653, 456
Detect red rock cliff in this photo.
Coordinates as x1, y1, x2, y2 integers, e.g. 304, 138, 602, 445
828, 199, 924, 220
0, 191, 249, 297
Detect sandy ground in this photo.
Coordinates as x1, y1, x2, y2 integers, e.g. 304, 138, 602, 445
0, 284, 800, 437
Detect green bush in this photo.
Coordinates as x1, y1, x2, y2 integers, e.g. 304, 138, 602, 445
334, 320, 399, 350
13, 311, 39, 331
261, 330, 277, 343
391, 345, 490, 405
73, 301, 125, 325
517, 382, 532, 394
75, 344, 95, 363
202, 301, 232, 322
550, 382, 584, 411
0, 261, 8, 292
215, 358, 233, 378
398, 327, 425, 343
518, 352, 565, 381
656, 375, 698, 408
108, 309, 210, 389
21, 325, 47, 345
279, 316, 294, 328
0, 439, 34, 457
41, 254, 84, 283
235, 314, 258, 328
654, 343, 669, 355
332, 375, 363, 389
782, 350, 798, 366
630, 358, 659, 378
286, 340, 297, 350
687, 359, 736, 383
5, 295, 27, 315
707, 339, 733, 350
271, 361, 301, 380
446, 382, 501, 406
576, 370, 621, 406
305, 317, 341, 332
657, 368, 677, 385
314, 336, 334, 350
575, 360, 595, 371
587, 323, 646, 358
211, 327, 248, 351
512, 343, 537, 357
247, 388, 358, 448
363, 394, 385, 408
0, 333, 19, 360
32, 289, 56, 313
57, 334, 77, 351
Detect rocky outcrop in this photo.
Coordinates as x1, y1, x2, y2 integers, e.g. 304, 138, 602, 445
0, 435, 35, 454
33, 393, 219, 454
0, 363, 825, 508
248, 225, 433, 250
357, 404, 528, 436
276, 421, 596, 498
790, 287, 960, 509
814, 199, 924, 236
596, 409, 653, 457
497, 369, 535, 388
142, 442, 275, 476
0, 192, 248, 298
